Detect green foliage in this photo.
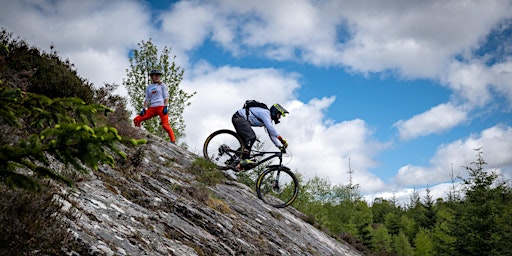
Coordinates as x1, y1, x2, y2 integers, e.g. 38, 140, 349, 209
449, 148, 512, 255
432, 202, 456, 255
371, 224, 392, 253
393, 231, 413, 256
372, 198, 396, 224
0, 28, 146, 254
124, 38, 196, 141
0, 29, 147, 191
0, 29, 94, 102
293, 176, 374, 250
293, 148, 512, 255
414, 229, 434, 256
384, 211, 402, 236
0, 86, 142, 190
189, 158, 224, 186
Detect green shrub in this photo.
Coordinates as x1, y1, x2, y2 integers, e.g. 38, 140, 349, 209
0, 29, 94, 102
189, 158, 224, 186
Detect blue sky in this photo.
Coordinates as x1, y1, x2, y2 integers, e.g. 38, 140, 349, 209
1, 0, 512, 204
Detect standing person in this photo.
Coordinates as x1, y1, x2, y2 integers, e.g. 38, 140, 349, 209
232, 101, 289, 170
133, 69, 177, 144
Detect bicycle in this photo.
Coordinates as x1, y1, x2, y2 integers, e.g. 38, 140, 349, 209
203, 129, 299, 208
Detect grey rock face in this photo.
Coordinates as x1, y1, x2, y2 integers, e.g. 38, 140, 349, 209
60, 136, 363, 256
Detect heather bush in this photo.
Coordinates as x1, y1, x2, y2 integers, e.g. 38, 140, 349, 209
0, 185, 79, 255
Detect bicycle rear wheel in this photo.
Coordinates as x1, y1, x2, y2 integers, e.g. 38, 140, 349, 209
203, 129, 243, 170
256, 166, 299, 208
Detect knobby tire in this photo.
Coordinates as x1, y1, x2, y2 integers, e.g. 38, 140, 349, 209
203, 129, 243, 170
256, 166, 299, 208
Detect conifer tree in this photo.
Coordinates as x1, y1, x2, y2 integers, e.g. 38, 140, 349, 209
414, 228, 434, 256
0, 86, 145, 190
124, 39, 195, 141
451, 148, 512, 255
393, 231, 413, 256
371, 224, 392, 253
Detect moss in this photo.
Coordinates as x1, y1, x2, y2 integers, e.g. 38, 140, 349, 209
188, 158, 224, 186
207, 197, 233, 215
269, 210, 284, 221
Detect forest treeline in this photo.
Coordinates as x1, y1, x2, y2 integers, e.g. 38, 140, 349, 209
280, 148, 512, 255
1, 29, 511, 256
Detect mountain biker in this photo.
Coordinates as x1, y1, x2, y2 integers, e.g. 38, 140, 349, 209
133, 69, 177, 144
232, 102, 289, 170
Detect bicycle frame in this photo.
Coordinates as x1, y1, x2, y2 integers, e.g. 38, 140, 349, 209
249, 150, 284, 169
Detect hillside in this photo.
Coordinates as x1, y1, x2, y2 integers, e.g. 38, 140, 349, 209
0, 29, 362, 256
53, 133, 362, 255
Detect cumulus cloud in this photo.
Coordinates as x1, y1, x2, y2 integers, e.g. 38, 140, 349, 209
181, 63, 300, 152
283, 99, 389, 193
490, 60, 512, 107
157, 0, 512, 76
394, 125, 512, 186
444, 58, 512, 108
338, 0, 512, 76
160, 1, 217, 51
0, 0, 151, 87
394, 103, 468, 141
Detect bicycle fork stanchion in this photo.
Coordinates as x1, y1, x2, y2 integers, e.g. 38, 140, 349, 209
273, 155, 282, 193
272, 171, 282, 194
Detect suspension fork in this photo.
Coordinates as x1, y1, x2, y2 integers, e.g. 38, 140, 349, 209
273, 154, 285, 188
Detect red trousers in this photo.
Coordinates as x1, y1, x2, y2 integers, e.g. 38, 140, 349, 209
133, 106, 176, 143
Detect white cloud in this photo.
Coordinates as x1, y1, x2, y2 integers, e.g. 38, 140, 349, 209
444, 60, 495, 107
364, 182, 463, 206
283, 99, 389, 193
157, 0, 512, 77
394, 103, 468, 140
394, 125, 512, 186
160, 1, 216, 51
490, 59, 512, 107
0, 0, 151, 87
338, 0, 512, 77
68, 49, 130, 89
156, 0, 512, 137
444, 58, 512, 108
181, 63, 301, 153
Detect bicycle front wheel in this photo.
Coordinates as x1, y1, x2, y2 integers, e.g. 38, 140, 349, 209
256, 166, 299, 208
203, 129, 243, 170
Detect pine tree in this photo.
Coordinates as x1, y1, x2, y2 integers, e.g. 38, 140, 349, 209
371, 198, 396, 224
123, 39, 195, 141
414, 228, 434, 256
371, 224, 392, 253
393, 231, 413, 256
451, 148, 512, 255
0, 86, 145, 190
432, 200, 456, 255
